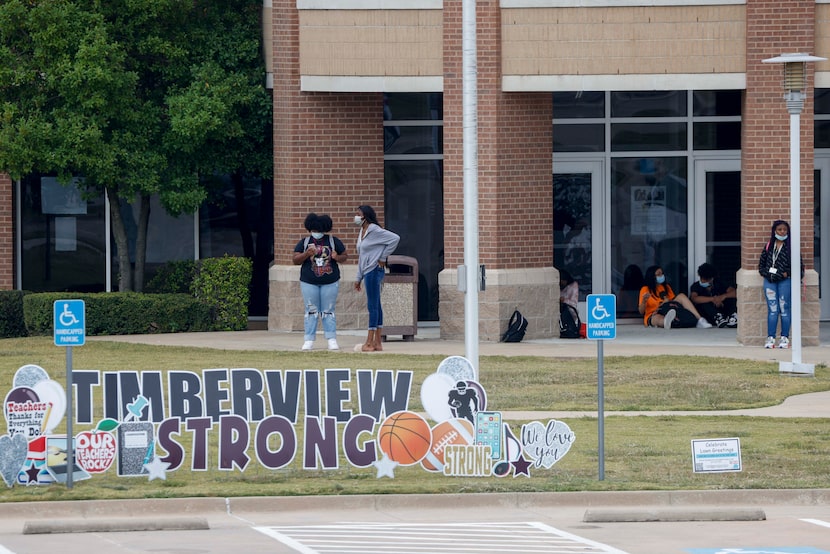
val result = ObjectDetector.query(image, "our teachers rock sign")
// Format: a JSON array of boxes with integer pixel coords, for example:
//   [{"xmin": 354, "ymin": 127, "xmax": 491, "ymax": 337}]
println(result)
[{"xmin": 0, "ymin": 359, "xmax": 575, "ymax": 486}]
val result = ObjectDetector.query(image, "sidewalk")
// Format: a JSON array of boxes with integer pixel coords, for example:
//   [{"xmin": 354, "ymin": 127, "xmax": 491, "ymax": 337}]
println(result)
[{"xmin": 89, "ymin": 321, "xmax": 830, "ymax": 419}]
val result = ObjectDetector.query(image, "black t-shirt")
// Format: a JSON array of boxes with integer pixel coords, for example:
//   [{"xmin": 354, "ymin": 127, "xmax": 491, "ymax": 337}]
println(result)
[{"xmin": 294, "ymin": 235, "xmax": 346, "ymax": 285}]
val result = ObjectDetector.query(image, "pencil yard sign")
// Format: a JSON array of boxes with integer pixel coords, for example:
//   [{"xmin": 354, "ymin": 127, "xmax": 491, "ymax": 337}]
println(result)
[{"xmin": 0, "ymin": 357, "xmax": 574, "ymax": 486}]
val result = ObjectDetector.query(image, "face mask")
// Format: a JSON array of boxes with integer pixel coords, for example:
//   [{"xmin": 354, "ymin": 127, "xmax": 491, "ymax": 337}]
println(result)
[
  {"xmin": 311, "ymin": 232, "xmax": 324, "ymax": 240},
  {"xmin": 699, "ymin": 281, "xmax": 711, "ymax": 288},
  {"xmin": 656, "ymin": 275, "xmax": 666, "ymax": 284},
  {"xmin": 354, "ymin": 215, "xmax": 364, "ymax": 226},
  {"xmin": 775, "ymin": 234, "xmax": 788, "ymax": 241}
]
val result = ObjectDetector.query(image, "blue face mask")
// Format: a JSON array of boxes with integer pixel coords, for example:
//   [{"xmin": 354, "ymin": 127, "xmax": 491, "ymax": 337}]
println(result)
[
  {"xmin": 311, "ymin": 232, "xmax": 324, "ymax": 240},
  {"xmin": 656, "ymin": 275, "xmax": 666, "ymax": 284},
  {"xmin": 699, "ymin": 281, "xmax": 711, "ymax": 288},
  {"xmin": 775, "ymin": 234, "xmax": 788, "ymax": 241}
]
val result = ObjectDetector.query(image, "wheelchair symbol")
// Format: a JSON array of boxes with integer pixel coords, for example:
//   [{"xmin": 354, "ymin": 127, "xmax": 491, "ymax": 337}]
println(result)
[
  {"xmin": 591, "ymin": 297, "xmax": 611, "ymax": 320},
  {"xmin": 59, "ymin": 303, "xmax": 80, "ymax": 326}
]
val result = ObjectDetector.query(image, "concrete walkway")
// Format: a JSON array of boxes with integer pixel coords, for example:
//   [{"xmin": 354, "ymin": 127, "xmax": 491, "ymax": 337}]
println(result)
[{"xmin": 89, "ymin": 321, "xmax": 830, "ymax": 418}]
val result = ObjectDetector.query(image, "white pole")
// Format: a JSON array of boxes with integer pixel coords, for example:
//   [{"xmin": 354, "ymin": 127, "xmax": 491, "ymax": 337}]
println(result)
[
  {"xmin": 462, "ymin": 0, "xmax": 479, "ymax": 371},
  {"xmin": 789, "ymin": 111, "xmax": 804, "ymax": 367}
]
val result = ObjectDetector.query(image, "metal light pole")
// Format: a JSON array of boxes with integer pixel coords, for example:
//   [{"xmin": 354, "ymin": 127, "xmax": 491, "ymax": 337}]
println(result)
[
  {"xmin": 762, "ymin": 53, "xmax": 826, "ymax": 375},
  {"xmin": 462, "ymin": 0, "xmax": 480, "ymax": 372}
]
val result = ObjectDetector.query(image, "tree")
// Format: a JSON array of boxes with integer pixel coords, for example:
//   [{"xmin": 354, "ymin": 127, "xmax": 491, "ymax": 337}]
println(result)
[{"xmin": 0, "ymin": 0, "xmax": 272, "ymax": 291}]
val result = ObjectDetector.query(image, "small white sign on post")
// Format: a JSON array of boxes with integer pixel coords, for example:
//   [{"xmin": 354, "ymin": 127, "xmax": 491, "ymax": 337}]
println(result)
[{"xmin": 691, "ymin": 437, "xmax": 742, "ymax": 473}]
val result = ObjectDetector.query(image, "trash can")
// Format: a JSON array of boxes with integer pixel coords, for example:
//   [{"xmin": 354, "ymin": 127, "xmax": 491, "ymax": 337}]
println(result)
[{"xmin": 380, "ymin": 255, "xmax": 418, "ymax": 342}]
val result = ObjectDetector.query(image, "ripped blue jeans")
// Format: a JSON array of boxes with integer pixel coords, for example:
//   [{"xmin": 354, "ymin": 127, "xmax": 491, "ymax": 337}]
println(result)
[
  {"xmin": 763, "ymin": 277, "xmax": 791, "ymax": 338},
  {"xmin": 300, "ymin": 281, "xmax": 340, "ymax": 341}
]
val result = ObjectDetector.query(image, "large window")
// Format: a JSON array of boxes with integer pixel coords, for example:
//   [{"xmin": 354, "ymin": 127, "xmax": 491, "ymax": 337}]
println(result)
[
  {"xmin": 383, "ymin": 93, "xmax": 444, "ymax": 321},
  {"xmin": 19, "ymin": 175, "xmax": 107, "ymax": 292}
]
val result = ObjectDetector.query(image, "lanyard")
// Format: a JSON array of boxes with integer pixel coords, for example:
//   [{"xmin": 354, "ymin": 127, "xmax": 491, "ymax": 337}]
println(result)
[{"xmin": 771, "ymin": 242, "xmax": 783, "ymax": 267}]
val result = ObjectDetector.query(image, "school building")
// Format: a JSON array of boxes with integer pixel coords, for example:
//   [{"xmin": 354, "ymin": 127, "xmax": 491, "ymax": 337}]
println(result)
[{"xmin": 3, "ymin": 0, "xmax": 829, "ymax": 346}]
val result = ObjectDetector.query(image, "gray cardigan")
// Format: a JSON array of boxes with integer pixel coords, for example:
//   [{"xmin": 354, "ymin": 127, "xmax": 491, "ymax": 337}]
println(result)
[{"xmin": 356, "ymin": 223, "xmax": 400, "ymax": 281}]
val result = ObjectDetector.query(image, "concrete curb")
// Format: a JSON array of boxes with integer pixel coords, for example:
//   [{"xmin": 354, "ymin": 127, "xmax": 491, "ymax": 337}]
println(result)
[
  {"xmin": 3, "ymin": 489, "xmax": 830, "ymax": 522},
  {"xmin": 583, "ymin": 508, "xmax": 766, "ymax": 522},
  {"xmin": 23, "ymin": 516, "xmax": 209, "ymax": 535}
]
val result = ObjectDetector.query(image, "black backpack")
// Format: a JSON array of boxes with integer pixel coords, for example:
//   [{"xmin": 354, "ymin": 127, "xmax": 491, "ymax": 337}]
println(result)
[
  {"xmin": 559, "ymin": 303, "xmax": 580, "ymax": 339},
  {"xmin": 501, "ymin": 310, "xmax": 528, "ymax": 343}
]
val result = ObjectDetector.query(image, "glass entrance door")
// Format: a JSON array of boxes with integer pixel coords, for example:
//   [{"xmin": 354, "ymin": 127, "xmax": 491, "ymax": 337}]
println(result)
[
  {"xmin": 610, "ymin": 157, "xmax": 689, "ymax": 315},
  {"xmin": 694, "ymin": 159, "xmax": 741, "ymax": 290},
  {"xmin": 553, "ymin": 161, "xmax": 604, "ymax": 313}
]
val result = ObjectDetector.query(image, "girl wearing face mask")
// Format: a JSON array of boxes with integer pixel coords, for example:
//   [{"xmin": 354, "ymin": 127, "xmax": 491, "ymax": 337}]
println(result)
[
  {"xmin": 293, "ymin": 213, "xmax": 348, "ymax": 351},
  {"xmin": 639, "ymin": 265, "xmax": 712, "ymax": 329},
  {"xmin": 353, "ymin": 205, "xmax": 400, "ymax": 352},
  {"xmin": 758, "ymin": 219, "xmax": 800, "ymax": 349}
]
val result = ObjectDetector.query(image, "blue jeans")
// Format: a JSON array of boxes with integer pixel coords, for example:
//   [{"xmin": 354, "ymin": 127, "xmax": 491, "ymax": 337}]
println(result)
[
  {"xmin": 363, "ymin": 266, "xmax": 385, "ymax": 330},
  {"xmin": 764, "ymin": 277, "xmax": 791, "ymax": 338},
  {"xmin": 300, "ymin": 281, "xmax": 339, "ymax": 340}
]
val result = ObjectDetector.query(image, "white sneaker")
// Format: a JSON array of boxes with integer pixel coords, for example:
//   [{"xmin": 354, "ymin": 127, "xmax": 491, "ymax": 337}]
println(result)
[
  {"xmin": 764, "ymin": 336, "xmax": 775, "ymax": 349},
  {"xmin": 663, "ymin": 309, "xmax": 676, "ymax": 329},
  {"xmin": 726, "ymin": 313, "xmax": 738, "ymax": 328},
  {"xmin": 327, "ymin": 338, "xmax": 340, "ymax": 351},
  {"xmin": 301, "ymin": 340, "xmax": 314, "ymax": 351},
  {"xmin": 778, "ymin": 336, "xmax": 790, "ymax": 349},
  {"xmin": 696, "ymin": 317, "xmax": 713, "ymax": 329}
]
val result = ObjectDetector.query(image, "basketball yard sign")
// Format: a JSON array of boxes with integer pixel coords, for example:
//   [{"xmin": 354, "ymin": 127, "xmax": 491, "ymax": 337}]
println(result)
[{"xmin": 0, "ymin": 356, "xmax": 575, "ymax": 485}]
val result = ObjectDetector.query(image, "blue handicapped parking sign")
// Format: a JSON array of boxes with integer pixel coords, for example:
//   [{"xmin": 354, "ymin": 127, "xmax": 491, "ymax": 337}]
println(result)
[
  {"xmin": 53, "ymin": 299, "xmax": 86, "ymax": 346},
  {"xmin": 586, "ymin": 294, "xmax": 616, "ymax": 340}
]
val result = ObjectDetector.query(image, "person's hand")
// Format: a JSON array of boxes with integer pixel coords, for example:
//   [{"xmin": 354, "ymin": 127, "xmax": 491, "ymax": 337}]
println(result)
[
  {"xmin": 354, "ymin": 281, "xmax": 362, "ymax": 292},
  {"xmin": 306, "ymin": 244, "xmax": 317, "ymax": 257}
]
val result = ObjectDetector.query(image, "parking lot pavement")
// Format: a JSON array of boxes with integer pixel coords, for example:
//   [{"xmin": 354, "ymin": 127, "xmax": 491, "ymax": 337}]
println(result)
[{"xmin": 2, "ymin": 492, "xmax": 830, "ymax": 554}]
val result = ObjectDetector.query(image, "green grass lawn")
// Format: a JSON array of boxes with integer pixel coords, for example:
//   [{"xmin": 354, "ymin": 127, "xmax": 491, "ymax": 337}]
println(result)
[{"xmin": 1, "ymin": 337, "xmax": 829, "ymax": 502}]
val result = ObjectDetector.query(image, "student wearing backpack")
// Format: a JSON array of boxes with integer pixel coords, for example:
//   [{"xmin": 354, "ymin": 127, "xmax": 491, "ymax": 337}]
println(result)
[{"xmin": 293, "ymin": 213, "xmax": 348, "ymax": 351}]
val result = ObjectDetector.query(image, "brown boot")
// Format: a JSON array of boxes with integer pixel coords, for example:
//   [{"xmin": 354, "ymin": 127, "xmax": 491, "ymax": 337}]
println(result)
[
  {"xmin": 373, "ymin": 327, "xmax": 383, "ymax": 351},
  {"xmin": 361, "ymin": 330, "xmax": 376, "ymax": 352}
]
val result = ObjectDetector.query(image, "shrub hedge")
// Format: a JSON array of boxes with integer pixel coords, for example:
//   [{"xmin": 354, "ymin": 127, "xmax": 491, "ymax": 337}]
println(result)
[
  {"xmin": 0, "ymin": 290, "xmax": 27, "ymax": 338},
  {"xmin": 24, "ymin": 293, "xmax": 216, "ymax": 336},
  {"xmin": 12, "ymin": 256, "xmax": 252, "ymax": 337}
]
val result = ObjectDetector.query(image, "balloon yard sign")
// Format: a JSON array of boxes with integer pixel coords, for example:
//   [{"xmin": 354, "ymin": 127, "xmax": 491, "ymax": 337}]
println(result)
[{"xmin": 0, "ymin": 356, "xmax": 574, "ymax": 485}]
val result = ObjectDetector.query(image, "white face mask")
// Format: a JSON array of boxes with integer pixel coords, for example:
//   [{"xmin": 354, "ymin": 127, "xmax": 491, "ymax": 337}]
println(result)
[
  {"xmin": 311, "ymin": 232, "xmax": 324, "ymax": 240},
  {"xmin": 354, "ymin": 215, "xmax": 364, "ymax": 226}
]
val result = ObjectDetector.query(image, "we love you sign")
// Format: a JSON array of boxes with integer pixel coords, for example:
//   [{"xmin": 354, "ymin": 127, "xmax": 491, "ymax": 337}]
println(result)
[{"xmin": 1, "ymin": 357, "xmax": 575, "ymax": 486}]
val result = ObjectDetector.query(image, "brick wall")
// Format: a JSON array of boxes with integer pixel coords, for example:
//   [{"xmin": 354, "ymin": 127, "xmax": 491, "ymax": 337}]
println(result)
[
  {"xmin": 270, "ymin": 0, "xmax": 385, "ymax": 332},
  {"xmin": 739, "ymin": 0, "xmax": 818, "ymax": 345},
  {"xmin": 443, "ymin": 0, "xmax": 552, "ymax": 269},
  {"xmin": 441, "ymin": 0, "xmax": 555, "ymax": 339},
  {"xmin": 272, "ymin": 0, "xmax": 384, "ymax": 264},
  {"xmin": 0, "ymin": 173, "xmax": 12, "ymax": 290}
]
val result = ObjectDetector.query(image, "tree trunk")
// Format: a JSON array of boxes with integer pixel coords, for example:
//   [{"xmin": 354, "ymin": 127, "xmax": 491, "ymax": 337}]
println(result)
[
  {"xmin": 107, "ymin": 186, "xmax": 133, "ymax": 291},
  {"xmin": 134, "ymin": 194, "xmax": 151, "ymax": 292}
]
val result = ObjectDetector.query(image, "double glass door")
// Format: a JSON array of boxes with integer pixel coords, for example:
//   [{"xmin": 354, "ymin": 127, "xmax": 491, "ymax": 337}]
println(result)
[{"xmin": 554, "ymin": 158, "xmax": 742, "ymax": 319}]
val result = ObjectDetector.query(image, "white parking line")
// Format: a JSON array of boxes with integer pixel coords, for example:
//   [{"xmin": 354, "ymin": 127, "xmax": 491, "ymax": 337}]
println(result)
[
  {"xmin": 254, "ymin": 521, "xmax": 629, "ymax": 553},
  {"xmin": 800, "ymin": 518, "xmax": 830, "ymax": 529}
]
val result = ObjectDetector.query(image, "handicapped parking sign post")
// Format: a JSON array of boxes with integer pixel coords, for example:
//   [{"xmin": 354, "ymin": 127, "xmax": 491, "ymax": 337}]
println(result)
[
  {"xmin": 53, "ymin": 299, "xmax": 85, "ymax": 489},
  {"xmin": 586, "ymin": 294, "xmax": 616, "ymax": 482}
]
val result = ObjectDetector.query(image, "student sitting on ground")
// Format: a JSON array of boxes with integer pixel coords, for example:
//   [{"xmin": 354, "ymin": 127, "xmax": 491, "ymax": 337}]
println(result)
[
  {"xmin": 689, "ymin": 262, "xmax": 737, "ymax": 328},
  {"xmin": 638, "ymin": 265, "xmax": 713, "ymax": 329}
]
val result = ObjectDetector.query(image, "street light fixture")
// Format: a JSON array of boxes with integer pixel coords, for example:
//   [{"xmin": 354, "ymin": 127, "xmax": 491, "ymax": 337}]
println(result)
[{"xmin": 762, "ymin": 53, "xmax": 826, "ymax": 375}]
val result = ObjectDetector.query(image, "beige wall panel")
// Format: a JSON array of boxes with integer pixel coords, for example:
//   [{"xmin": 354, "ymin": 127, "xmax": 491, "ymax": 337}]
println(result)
[
  {"xmin": 503, "ymin": 5, "xmax": 745, "ymax": 77},
  {"xmin": 299, "ymin": 10, "xmax": 442, "ymax": 76},
  {"xmin": 816, "ymin": 4, "xmax": 830, "ymax": 72}
]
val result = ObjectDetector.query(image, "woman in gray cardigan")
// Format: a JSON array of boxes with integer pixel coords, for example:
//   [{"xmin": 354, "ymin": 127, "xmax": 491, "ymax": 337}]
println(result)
[{"xmin": 353, "ymin": 205, "xmax": 400, "ymax": 351}]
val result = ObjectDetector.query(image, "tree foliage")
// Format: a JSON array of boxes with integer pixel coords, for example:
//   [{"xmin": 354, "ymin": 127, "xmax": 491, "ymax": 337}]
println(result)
[{"xmin": 0, "ymin": 0, "xmax": 272, "ymax": 291}]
